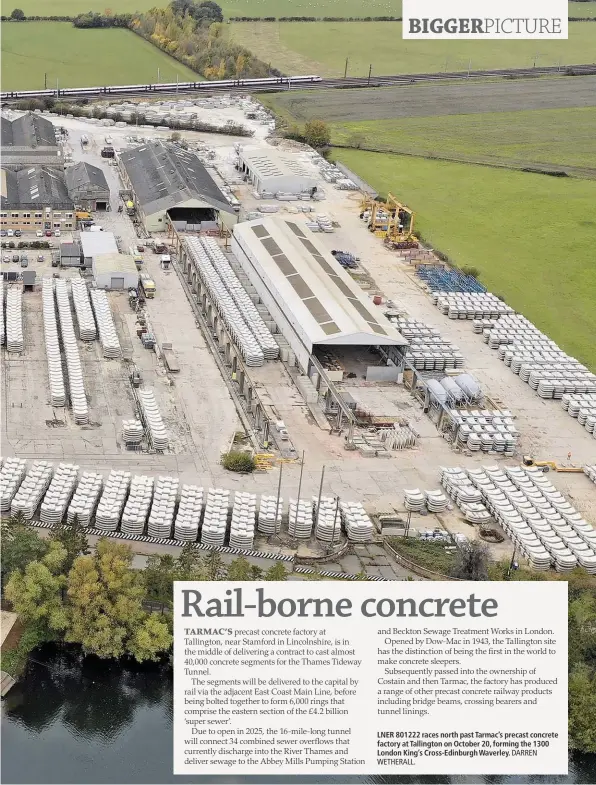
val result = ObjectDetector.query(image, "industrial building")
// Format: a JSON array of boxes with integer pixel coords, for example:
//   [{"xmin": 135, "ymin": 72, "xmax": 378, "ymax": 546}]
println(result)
[
  {"xmin": 65, "ymin": 162, "xmax": 110, "ymax": 211},
  {"xmin": 231, "ymin": 218, "xmax": 408, "ymax": 373},
  {"xmin": 1, "ymin": 113, "xmax": 61, "ymax": 170},
  {"xmin": 60, "ymin": 242, "xmax": 82, "ymax": 268},
  {"xmin": 118, "ymin": 140, "xmax": 236, "ymax": 232},
  {"xmin": 1, "ymin": 167, "xmax": 74, "ymax": 232},
  {"xmin": 92, "ymin": 252, "xmax": 138, "ymax": 290},
  {"xmin": 237, "ymin": 147, "xmax": 318, "ymax": 196}
]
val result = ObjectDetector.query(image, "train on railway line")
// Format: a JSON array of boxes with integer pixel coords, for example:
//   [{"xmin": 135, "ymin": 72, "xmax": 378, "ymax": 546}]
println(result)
[{"xmin": 1, "ymin": 75, "xmax": 323, "ymax": 101}]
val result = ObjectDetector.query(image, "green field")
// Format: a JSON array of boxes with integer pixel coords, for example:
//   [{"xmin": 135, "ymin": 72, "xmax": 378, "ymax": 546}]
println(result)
[
  {"xmin": 232, "ymin": 21, "xmax": 596, "ymax": 77},
  {"xmin": 333, "ymin": 150, "xmax": 596, "ymax": 368},
  {"xmin": 8, "ymin": 0, "xmax": 596, "ymax": 18},
  {"xmin": 1, "ymin": 22, "xmax": 197, "ymax": 89},
  {"xmin": 330, "ymin": 107, "xmax": 596, "ymax": 172}
]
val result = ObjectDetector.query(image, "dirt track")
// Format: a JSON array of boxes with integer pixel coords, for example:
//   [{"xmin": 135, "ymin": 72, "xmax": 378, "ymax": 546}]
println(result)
[{"xmin": 274, "ymin": 75, "xmax": 596, "ymax": 121}]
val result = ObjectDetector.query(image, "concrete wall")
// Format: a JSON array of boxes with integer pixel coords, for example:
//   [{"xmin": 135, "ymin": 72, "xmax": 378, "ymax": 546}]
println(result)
[{"xmin": 95, "ymin": 270, "xmax": 138, "ymax": 290}]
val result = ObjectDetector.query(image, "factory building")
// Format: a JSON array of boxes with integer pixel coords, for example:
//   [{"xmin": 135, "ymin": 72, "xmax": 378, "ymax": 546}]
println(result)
[
  {"xmin": 237, "ymin": 147, "xmax": 318, "ymax": 197},
  {"xmin": 80, "ymin": 230, "xmax": 138, "ymax": 289},
  {"xmin": 1, "ymin": 113, "xmax": 61, "ymax": 170},
  {"xmin": 232, "ymin": 218, "xmax": 408, "ymax": 373},
  {"xmin": 118, "ymin": 140, "xmax": 236, "ymax": 232},
  {"xmin": 60, "ymin": 241, "xmax": 82, "ymax": 268},
  {"xmin": 1, "ymin": 167, "xmax": 74, "ymax": 232},
  {"xmin": 65, "ymin": 162, "xmax": 110, "ymax": 211}
]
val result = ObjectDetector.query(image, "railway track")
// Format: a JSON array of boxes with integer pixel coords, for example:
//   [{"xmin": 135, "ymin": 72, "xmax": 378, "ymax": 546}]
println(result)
[{"xmin": 2, "ymin": 63, "xmax": 595, "ymax": 102}]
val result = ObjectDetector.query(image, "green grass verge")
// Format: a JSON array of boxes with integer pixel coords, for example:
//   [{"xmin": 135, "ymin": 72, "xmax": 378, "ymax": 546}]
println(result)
[
  {"xmin": 1, "ymin": 22, "xmax": 197, "ymax": 90},
  {"xmin": 387, "ymin": 538, "xmax": 457, "ymax": 575},
  {"xmin": 232, "ymin": 21, "xmax": 596, "ymax": 77},
  {"xmin": 332, "ymin": 150, "xmax": 596, "ymax": 369},
  {"xmin": 329, "ymin": 107, "xmax": 596, "ymax": 172}
]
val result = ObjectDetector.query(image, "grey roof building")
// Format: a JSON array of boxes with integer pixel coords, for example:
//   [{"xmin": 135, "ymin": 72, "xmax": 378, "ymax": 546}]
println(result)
[
  {"xmin": 1, "ymin": 113, "xmax": 61, "ymax": 170},
  {"xmin": 118, "ymin": 140, "xmax": 236, "ymax": 232},
  {"xmin": 65, "ymin": 162, "xmax": 110, "ymax": 210},
  {"xmin": 1, "ymin": 166, "xmax": 72, "ymax": 210}
]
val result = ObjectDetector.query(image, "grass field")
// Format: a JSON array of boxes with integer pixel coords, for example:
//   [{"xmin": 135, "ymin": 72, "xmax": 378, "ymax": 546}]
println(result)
[
  {"xmin": 259, "ymin": 82, "xmax": 596, "ymax": 173},
  {"xmin": 329, "ymin": 108, "xmax": 596, "ymax": 172},
  {"xmin": 9, "ymin": 0, "xmax": 596, "ymax": 18},
  {"xmin": 1, "ymin": 22, "xmax": 197, "ymax": 90},
  {"xmin": 333, "ymin": 150, "xmax": 596, "ymax": 368},
  {"xmin": 232, "ymin": 21, "xmax": 596, "ymax": 77}
]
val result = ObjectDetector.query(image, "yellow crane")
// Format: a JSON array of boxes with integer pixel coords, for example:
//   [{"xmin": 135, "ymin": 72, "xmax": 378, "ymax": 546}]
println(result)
[{"xmin": 359, "ymin": 193, "xmax": 418, "ymax": 247}]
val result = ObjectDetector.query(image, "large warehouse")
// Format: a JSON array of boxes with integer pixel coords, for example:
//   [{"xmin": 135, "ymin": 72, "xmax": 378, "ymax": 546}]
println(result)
[
  {"xmin": 1, "ymin": 113, "xmax": 61, "ymax": 170},
  {"xmin": 119, "ymin": 141, "xmax": 236, "ymax": 232},
  {"xmin": 237, "ymin": 147, "xmax": 318, "ymax": 196},
  {"xmin": 231, "ymin": 218, "xmax": 408, "ymax": 373},
  {"xmin": 65, "ymin": 161, "xmax": 110, "ymax": 211}
]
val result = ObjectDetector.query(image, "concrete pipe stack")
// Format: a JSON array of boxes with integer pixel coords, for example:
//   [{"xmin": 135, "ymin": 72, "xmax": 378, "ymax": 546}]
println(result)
[
  {"xmin": 40, "ymin": 463, "xmax": 79, "ymax": 524},
  {"xmin": 55, "ymin": 280, "xmax": 89, "ymax": 425},
  {"xmin": 147, "ymin": 477, "xmax": 179, "ymax": 539},
  {"xmin": 0, "ymin": 457, "xmax": 27, "ymax": 513},
  {"xmin": 313, "ymin": 496, "xmax": 342, "ymax": 543},
  {"xmin": 424, "ymin": 490, "xmax": 449, "ymax": 513},
  {"xmin": 200, "ymin": 238, "xmax": 279, "ymax": 360},
  {"xmin": 70, "ymin": 280, "xmax": 97, "ymax": 341},
  {"xmin": 584, "ymin": 465, "xmax": 596, "ymax": 486},
  {"xmin": 90, "ymin": 289, "xmax": 122, "ymax": 359},
  {"xmin": 67, "ymin": 471, "xmax": 103, "ymax": 526},
  {"xmin": 340, "ymin": 501, "xmax": 374, "ymax": 542},
  {"xmin": 404, "ymin": 489, "xmax": 426, "ymax": 512},
  {"xmin": 42, "ymin": 279, "xmax": 66, "ymax": 407},
  {"xmin": 391, "ymin": 317, "xmax": 464, "ymax": 371},
  {"xmin": 449, "ymin": 408, "xmax": 519, "ymax": 454},
  {"xmin": 562, "ymin": 393, "xmax": 596, "ymax": 437},
  {"xmin": 439, "ymin": 468, "xmax": 491, "ymax": 524},
  {"xmin": 184, "ymin": 238, "xmax": 264, "ymax": 367},
  {"xmin": 5, "ymin": 288, "xmax": 24, "ymax": 353},
  {"xmin": 288, "ymin": 498, "xmax": 314, "ymax": 538},
  {"xmin": 121, "ymin": 475, "xmax": 154, "ymax": 536},
  {"xmin": 433, "ymin": 292, "xmax": 513, "ymax": 319},
  {"xmin": 122, "ymin": 419, "xmax": 144, "ymax": 446},
  {"xmin": 201, "ymin": 488, "xmax": 229, "ymax": 546},
  {"xmin": 258, "ymin": 495, "xmax": 283, "ymax": 535},
  {"xmin": 11, "ymin": 460, "xmax": 53, "ymax": 519},
  {"xmin": 138, "ymin": 389, "xmax": 169, "ymax": 451},
  {"xmin": 174, "ymin": 485, "xmax": 204, "ymax": 541},
  {"xmin": 95, "ymin": 470, "xmax": 131, "ymax": 531},
  {"xmin": 229, "ymin": 491, "xmax": 257, "ymax": 549}
]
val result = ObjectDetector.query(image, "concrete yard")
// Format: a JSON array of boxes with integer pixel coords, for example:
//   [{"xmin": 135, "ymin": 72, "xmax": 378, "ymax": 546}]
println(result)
[{"xmin": 2, "ymin": 102, "xmax": 595, "ymax": 574}]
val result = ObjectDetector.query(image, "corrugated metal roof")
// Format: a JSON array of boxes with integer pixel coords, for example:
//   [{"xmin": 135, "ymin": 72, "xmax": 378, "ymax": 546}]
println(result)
[
  {"xmin": 80, "ymin": 231, "xmax": 118, "ymax": 257},
  {"xmin": 92, "ymin": 252, "xmax": 138, "ymax": 277},
  {"xmin": 65, "ymin": 161, "xmax": 109, "ymax": 194},
  {"xmin": 239, "ymin": 147, "xmax": 314, "ymax": 180},
  {"xmin": 233, "ymin": 218, "xmax": 408, "ymax": 348},
  {"xmin": 1, "ymin": 113, "xmax": 57, "ymax": 149},
  {"xmin": 119, "ymin": 140, "xmax": 234, "ymax": 217},
  {"xmin": 0, "ymin": 166, "xmax": 71, "ymax": 209}
]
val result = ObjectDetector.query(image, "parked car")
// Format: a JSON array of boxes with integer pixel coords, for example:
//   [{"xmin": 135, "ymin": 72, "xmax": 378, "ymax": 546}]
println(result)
[
  {"xmin": 36, "ymin": 230, "xmax": 44, "ymax": 237},
  {"xmin": 7, "ymin": 230, "xmax": 14, "ymax": 237},
  {"xmin": 20, "ymin": 257, "xmax": 28, "ymax": 268},
  {"xmin": 14, "ymin": 230, "xmax": 21, "ymax": 237},
  {"xmin": 3, "ymin": 255, "xmax": 10, "ymax": 263},
  {"xmin": 0, "ymin": 230, "xmax": 7, "ymax": 237},
  {"xmin": 20, "ymin": 254, "xmax": 28, "ymax": 263},
  {"xmin": 45, "ymin": 230, "xmax": 52, "ymax": 237},
  {"xmin": 54, "ymin": 230, "xmax": 61, "ymax": 237},
  {"xmin": 37, "ymin": 254, "xmax": 45, "ymax": 262},
  {"xmin": 12, "ymin": 254, "xmax": 20, "ymax": 263}
]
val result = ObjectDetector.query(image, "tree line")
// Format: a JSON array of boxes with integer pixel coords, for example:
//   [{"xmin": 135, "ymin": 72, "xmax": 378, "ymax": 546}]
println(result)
[{"xmin": 1, "ymin": 513, "xmax": 288, "ymax": 674}]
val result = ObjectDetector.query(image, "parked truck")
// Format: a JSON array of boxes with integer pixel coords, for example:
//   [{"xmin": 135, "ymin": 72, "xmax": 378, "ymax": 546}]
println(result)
[{"xmin": 139, "ymin": 272, "xmax": 156, "ymax": 299}]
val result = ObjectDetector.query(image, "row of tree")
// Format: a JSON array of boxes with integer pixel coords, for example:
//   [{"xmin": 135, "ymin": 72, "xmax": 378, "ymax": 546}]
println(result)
[{"xmin": 1, "ymin": 513, "xmax": 288, "ymax": 667}]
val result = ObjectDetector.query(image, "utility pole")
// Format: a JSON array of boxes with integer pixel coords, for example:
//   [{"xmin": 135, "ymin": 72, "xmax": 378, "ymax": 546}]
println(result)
[
  {"xmin": 157, "ymin": 67, "xmax": 160, "ymax": 83},
  {"xmin": 176, "ymin": 73, "xmax": 179, "ymax": 93},
  {"xmin": 44, "ymin": 72, "xmax": 47, "ymax": 89},
  {"xmin": 293, "ymin": 451, "xmax": 305, "ymax": 535},
  {"xmin": 344, "ymin": 57, "xmax": 349, "ymax": 79},
  {"xmin": 367, "ymin": 63, "xmax": 372, "ymax": 85},
  {"xmin": 314, "ymin": 465, "xmax": 326, "ymax": 536},
  {"xmin": 275, "ymin": 462, "xmax": 284, "ymax": 536},
  {"xmin": 56, "ymin": 77, "xmax": 59, "ymax": 97},
  {"xmin": 467, "ymin": 58, "xmax": 472, "ymax": 77}
]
